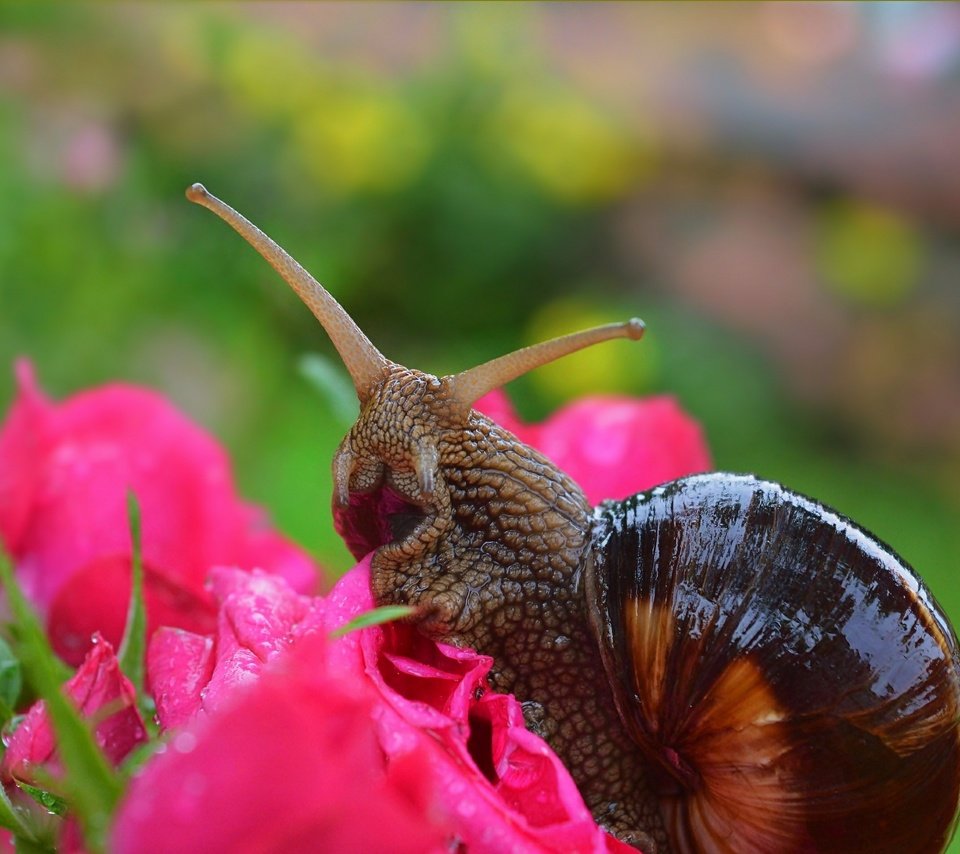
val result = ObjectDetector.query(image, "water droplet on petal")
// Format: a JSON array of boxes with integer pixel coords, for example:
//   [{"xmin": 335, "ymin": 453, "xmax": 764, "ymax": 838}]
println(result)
[{"xmin": 173, "ymin": 731, "xmax": 197, "ymax": 754}]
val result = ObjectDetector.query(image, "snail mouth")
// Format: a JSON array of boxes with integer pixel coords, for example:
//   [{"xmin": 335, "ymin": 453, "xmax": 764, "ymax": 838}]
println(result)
[{"xmin": 333, "ymin": 484, "xmax": 428, "ymax": 560}]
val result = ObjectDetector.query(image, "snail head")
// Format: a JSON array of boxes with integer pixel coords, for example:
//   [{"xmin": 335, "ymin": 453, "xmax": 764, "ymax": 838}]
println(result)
[{"xmin": 186, "ymin": 183, "xmax": 644, "ymax": 556}]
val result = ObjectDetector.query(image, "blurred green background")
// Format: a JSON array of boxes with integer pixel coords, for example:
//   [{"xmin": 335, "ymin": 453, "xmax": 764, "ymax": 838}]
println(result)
[{"xmin": 1, "ymin": 0, "xmax": 959, "ymax": 638}]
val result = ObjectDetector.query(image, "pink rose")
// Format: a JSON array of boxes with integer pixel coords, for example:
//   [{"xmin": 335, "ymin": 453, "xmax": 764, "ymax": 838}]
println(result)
[
  {"xmin": 325, "ymin": 561, "xmax": 632, "ymax": 854},
  {"xmin": 114, "ymin": 632, "xmax": 449, "ymax": 854},
  {"xmin": 0, "ymin": 361, "xmax": 317, "ymax": 664},
  {"xmin": 474, "ymin": 389, "xmax": 711, "ymax": 504},
  {"xmin": 1, "ymin": 634, "xmax": 147, "ymax": 783},
  {"xmin": 138, "ymin": 563, "xmax": 627, "ymax": 852}
]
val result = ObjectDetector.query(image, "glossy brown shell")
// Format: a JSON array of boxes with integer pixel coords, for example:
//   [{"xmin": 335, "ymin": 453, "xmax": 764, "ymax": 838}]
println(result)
[{"xmin": 587, "ymin": 473, "xmax": 960, "ymax": 854}]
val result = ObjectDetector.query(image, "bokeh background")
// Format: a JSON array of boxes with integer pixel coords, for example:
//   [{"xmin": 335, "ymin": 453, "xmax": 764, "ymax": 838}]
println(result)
[{"xmin": 1, "ymin": 1, "xmax": 959, "ymax": 638}]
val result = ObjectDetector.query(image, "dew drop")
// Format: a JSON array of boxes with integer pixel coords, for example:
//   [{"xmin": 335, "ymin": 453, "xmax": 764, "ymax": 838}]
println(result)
[{"xmin": 173, "ymin": 731, "xmax": 197, "ymax": 754}]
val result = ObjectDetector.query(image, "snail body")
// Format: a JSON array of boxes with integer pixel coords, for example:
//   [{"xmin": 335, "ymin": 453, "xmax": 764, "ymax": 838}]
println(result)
[{"xmin": 187, "ymin": 184, "xmax": 960, "ymax": 853}]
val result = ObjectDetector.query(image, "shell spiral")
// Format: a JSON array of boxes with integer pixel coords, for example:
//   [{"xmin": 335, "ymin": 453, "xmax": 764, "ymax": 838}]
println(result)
[{"xmin": 587, "ymin": 473, "xmax": 960, "ymax": 854}]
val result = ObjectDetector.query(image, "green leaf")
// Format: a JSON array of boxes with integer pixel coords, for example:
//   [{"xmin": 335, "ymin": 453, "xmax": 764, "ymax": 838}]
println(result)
[
  {"xmin": 330, "ymin": 605, "xmax": 415, "ymax": 638},
  {"xmin": 118, "ymin": 492, "xmax": 146, "ymax": 705},
  {"xmin": 14, "ymin": 837, "xmax": 56, "ymax": 854},
  {"xmin": 298, "ymin": 352, "xmax": 358, "ymax": 426},
  {"xmin": 0, "ymin": 781, "xmax": 31, "ymax": 837},
  {"xmin": 14, "ymin": 783, "xmax": 67, "ymax": 818},
  {"xmin": 0, "ymin": 547, "xmax": 123, "ymax": 852},
  {"xmin": 0, "ymin": 697, "xmax": 14, "ymax": 731},
  {"xmin": 0, "ymin": 635, "xmax": 23, "ymax": 714}
]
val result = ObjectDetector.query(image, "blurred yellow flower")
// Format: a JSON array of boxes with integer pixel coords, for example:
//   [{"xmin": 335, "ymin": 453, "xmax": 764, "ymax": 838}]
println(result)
[
  {"xmin": 493, "ymin": 89, "xmax": 651, "ymax": 203},
  {"xmin": 217, "ymin": 28, "xmax": 431, "ymax": 194},
  {"xmin": 816, "ymin": 201, "xmax": 922, "ymax": 306},
  {"xmin": 293, "ymin": 93, "xmax": 431, "ymax": 193},
  {"xmin": 525, "ymin": 296, "xmax": 659, "ymax": 404},
  {"xmin": 222, "ymin": 31, "xmax": 318, "ymax": 119}
]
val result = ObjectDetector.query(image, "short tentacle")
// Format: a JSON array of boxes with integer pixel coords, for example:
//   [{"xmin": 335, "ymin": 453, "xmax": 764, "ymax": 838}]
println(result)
[
  {"xmin": 413, "ymin": 440, "xmax": 439, "ymax": 500},
  {"xmin": 332, "ymin": 441, "xmax": 354, "ymax": 510}
]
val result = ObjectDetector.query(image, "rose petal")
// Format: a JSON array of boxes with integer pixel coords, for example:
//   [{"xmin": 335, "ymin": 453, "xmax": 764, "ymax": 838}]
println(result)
[
  {"xmin": 148, "ymin": 569, "xmax": 324, "ymax": 727},
  {"xmin": 48, "ymin": 554, "xmax": 218, "ymax": 666},
  {"xmin": 0, "ymin": 364, "xmax": 319, "ymax": 665},
  {"xmin": 2, "ymin": 635, "xmax": 147, "ymax": 782},
  {"xmin": 148, "ymin": 628, "xmax": 214, "ymax": 730},
  {"xmin": 328, "ymin": 559, "xmax": 617, "ymax": 853},
  {"xmin": 476, "ymin": 390, "xmax": 711, "ymax": 504},
  {"xmin": 113, "ymin": 635, "xmax": 449, "ymax": 854},
  {"xmin": 0, "ymin": 360, "xmax": 53, "ymax": 554}
]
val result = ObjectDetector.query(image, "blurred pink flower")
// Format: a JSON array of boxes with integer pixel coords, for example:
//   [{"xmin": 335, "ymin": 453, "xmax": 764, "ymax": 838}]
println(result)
[
  {"xmin": 1, "ymin": 634, "xmax": 147, "ymax": 783},
  {"xmin": 474, "ymin": 389, "xmax": 711, "ymax": 504},
  {"xmin": 61, "ymin": 120, "xmax": 122, "ymax": 194},
  {"xmin": 0, "ymin": 361, "xmax": 317, "ymax": 665}
]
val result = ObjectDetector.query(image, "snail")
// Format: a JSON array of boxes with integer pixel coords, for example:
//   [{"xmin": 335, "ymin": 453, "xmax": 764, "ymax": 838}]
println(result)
[{"xmin": 186, "ymin": 183, "xmax": 960, "ymax": 853}]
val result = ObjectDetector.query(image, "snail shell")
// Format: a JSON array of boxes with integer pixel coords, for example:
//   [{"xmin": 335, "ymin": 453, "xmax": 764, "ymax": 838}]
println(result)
[{"xmin": 588, "ymin": 473, "xmax": 960, "ymax": 853}]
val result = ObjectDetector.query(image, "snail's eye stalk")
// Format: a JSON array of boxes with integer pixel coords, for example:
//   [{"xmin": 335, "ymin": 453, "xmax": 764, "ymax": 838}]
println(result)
[
  {"xmin": 186, "ymin": 183, "xmax": 644, "ymax": 416},
  {"xmin": 446, "ymin": 319, "xmax": 644, "ymax": 417},
  {"xmin": 186, "ymin": 183, "xmax": 390, "ymax": 402}
]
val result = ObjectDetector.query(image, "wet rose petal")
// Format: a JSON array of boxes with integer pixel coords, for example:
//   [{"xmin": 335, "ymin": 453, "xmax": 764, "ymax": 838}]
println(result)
[
  {"xmin": 145, "ymin": 560, "xmax": 624, "ymax": 852},
  {"xmin": 1, "ymin": 635, "xmax": 147, "ymax": 782},
  {"xmin": 326, "ymin": 558, "xmax": 620, "ymax": 853},
  {"xmin": 114, "ymin": 634, "xmax": 448, "ymax": 854},
  {"xmin": 147, "ymin": 628, "xmax": 214, "ymax": 731},
  {"xmin": 147, "ymin": 568, "xmax": 324, "ymax": 725}
]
